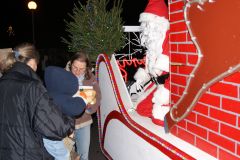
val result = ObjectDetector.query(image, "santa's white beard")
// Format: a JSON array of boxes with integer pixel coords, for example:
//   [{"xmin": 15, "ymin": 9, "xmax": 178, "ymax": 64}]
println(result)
[
  {"xmin": 138, "ymin": 13, "xmax": 170, "ymax": 122},
  {"xmin": 140, "ymin": 14, "xmax": 169, "ymax": 76}
]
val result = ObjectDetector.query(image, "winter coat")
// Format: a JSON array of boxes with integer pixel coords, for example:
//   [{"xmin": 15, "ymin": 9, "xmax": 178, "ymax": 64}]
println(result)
[
  {"xmin": 75, "ymin": 72, "xmax": 101, "ymax": 129},
  {"xmin": 0, "ymin": 62, "xmax": 74, "ymax": 160},
  {"xmin": 44, "ymin": 66, "xmax": 87, "ymax": 117}
]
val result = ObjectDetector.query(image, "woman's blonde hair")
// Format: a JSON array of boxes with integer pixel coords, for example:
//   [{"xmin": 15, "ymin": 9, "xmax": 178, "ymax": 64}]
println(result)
[
  {"xmin": 0, "ymin": 48, "xmax": 16, "ymax": 73},
  {"xmin": 0, "ymin": 43, "xmax": 39, "ymax": 73},
  {"xmin": 14, "ymin": 43, "xmax": 39, "ymax": 64}
]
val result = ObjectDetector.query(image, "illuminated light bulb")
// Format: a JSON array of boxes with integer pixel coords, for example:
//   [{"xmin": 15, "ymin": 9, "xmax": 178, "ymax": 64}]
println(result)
[
  {"xmin": 191, "ymin": 37, "xmax": 196, "ymax": 40},
  {"xmin": 202, "ymin": 83, "xmax": 206, "ymax": 89}
]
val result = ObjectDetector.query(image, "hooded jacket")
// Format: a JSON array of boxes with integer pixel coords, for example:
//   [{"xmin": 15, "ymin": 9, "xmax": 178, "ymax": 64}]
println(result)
[
  {"xmin": 44, "ymin": 66, "xmax": 86, "ymax": 117},
  {"xmin": 0, "ymin": 62, "xmax": 74, "ymax": 160}
]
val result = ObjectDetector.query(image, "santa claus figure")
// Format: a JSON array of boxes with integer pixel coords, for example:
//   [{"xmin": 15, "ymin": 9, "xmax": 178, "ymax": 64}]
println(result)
[{"xmin": 129, "ymin": 0, "xmax": 170, "ymax": 126}]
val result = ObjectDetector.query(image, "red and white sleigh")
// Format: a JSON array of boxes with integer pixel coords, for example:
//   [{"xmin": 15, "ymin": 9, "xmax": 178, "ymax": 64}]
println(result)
[{"xmin": 95, "ymin": 54, "xmax": 217, "ymax": 160}]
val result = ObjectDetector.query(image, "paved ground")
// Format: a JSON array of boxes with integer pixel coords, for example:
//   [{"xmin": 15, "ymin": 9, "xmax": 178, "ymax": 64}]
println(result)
[{"xmin": 89, "ymin": 114, "xmax": 107, "ymax": 160}]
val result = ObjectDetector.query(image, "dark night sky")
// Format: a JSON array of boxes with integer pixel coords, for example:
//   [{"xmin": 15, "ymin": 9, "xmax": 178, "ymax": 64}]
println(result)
[{"xmin": 0, "ymin": 0, "xmax": 148, "ymax": 49}]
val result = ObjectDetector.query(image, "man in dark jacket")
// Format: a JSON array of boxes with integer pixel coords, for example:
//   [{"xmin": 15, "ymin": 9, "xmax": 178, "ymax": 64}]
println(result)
[{"xmin": 0, "ymin": 62, "xmax": 74, "ymax": 160}]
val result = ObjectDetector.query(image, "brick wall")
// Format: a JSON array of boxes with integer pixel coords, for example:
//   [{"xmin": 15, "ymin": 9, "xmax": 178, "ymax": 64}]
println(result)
[{"xmin": 169, "ymin": 0, "xmax": 240, "ymax": 159}]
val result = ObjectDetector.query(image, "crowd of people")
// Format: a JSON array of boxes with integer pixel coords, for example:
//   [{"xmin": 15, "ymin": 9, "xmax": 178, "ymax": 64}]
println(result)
[{"xmin": 0, "ymin": 43, "xmax": 101, "ymax": 160}]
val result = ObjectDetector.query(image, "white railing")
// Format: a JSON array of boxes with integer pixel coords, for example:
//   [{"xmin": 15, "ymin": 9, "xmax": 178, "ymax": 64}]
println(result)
[{"xmin": 114, "ymin": 26, "xmax": 144, "ymax": 61}]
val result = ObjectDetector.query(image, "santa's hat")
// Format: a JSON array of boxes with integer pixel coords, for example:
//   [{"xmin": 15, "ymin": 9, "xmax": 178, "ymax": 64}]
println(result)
[{"xmin": 139, "ymin": 0, "xmax": 168, "ymax": 23}]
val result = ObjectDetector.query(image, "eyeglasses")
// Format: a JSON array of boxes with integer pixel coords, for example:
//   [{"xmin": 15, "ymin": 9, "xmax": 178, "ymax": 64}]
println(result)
[{"xmin": 71, "ymin": 65, "xmax": 86, "ymax": 72}]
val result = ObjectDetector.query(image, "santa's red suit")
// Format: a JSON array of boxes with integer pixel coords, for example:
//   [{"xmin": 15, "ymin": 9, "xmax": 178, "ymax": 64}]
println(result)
[{"xmin": 134, "ymin": 0, "xmax": 170, "ymax": 126}]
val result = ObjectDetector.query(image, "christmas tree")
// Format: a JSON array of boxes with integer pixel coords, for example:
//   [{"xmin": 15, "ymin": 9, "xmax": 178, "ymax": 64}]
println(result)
[{"xmin": 63, "ymin": 0, "xmax": 125, "ymax": 61}]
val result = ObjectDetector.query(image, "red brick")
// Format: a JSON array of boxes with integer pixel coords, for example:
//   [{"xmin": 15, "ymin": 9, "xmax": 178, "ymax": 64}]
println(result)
[
  {"xmin": 171, "ymin": 74, "xmax": 187, "ymax": 86},
  {"xmin": 187, "ymin": 122, "xmax": 207, "ymax": 139},
  {"xmin": 210, "ymin": 82, "xmax": 238, "ymax": 98},
  {"xmin": 170, "ymin": 11, "xmax": 184, "ymax": 22},
  {"xmin": 169, "ymin": 1, "xmax": 184, "ymax": 13},
  {"xmin": 178, "ymin": 44, "xmax": 197, "ymax": 53},
  {"xmin": 237, "ymin": 144, "xmax": 240, "ymax": 156},
  {"xmin": 219, "ymin": 149, "xmax": 240, "ymax": 160},
  {"xmin": 170, "ymin": 126, "xmax": 178, "ymax": 136},
  {"xmin": 170, "ymin": 32, "xmax": 186, "ymax": 42},
  {"xmin": 196, "ymin": 137, "xmax": 217, "ymax": 158},
  {"xmin": 171, "ymin": 53, "xmax": 187, "ymax": 64},
  {"xmin": 224, "ymin": 72, "xmax": 240, "ymax": 84},
  {"xmin": 170, "ymin": 65, "xmax": 178, "ymax": 73},
  {"xmin": 188, "ymin": 54, "xmax": 198, "ymax": 65},
  {"xmin": 171, "ymin": 94, "xmax": 180, "ymax": 104},
  {"xmin": 221, "ymin": 124, "xmax": 240, "ymax": 142},
  {"xmin": 209, "ymin": 132, "xmax": 235, "ymax": 152},
  {"xmin": 178, "ymin": 66, "xmax": 194, "ymax": 75},
  {"xmin": 186, "ymin": 112, "xmax": 196, "ymax": 123},
  {"xmin": 199, "ymin": 93, "xmax": 220, "ymax": 108},
  {"xmin": 177, "ymin": 127, "xmax": 195, "ymax": 145},
  {"xmin": 210, "ymin": 108, "xmax": 236, "ymax": 126},
  {"xmin": 187, "ymin": 32, "xmax": 193, "ymax": 42},
  {"xmin": 170, "ymin": 21, "xmax": 187, "ymax": 32},
  {"xmin": 171, "ymin": 84, "xmax": 179, "ymax": 95},
  {"xmin": 239, "ymin": 117, "xmax": 240, "ymax": 128},
  {"xmin": 222, "ymin": 98, "xmax": 240, "ymax": 114},
  {"xmin": 171, "ymin": 44, "xmax": 177, "ymax": 52},
  {"xmin": 178, "ymin": 119, "xmax": 186, "ymax": 129},
  {"xmin": 178, "ymin": 86, "xmax": 185, "ymax": 95},
  {"xmin": 197, "ymin": 114, "xmax": 219, "ymax": 132},
  {"xmin": 194, "ymin": 103, "xmax": 209, "ymax": 115}
]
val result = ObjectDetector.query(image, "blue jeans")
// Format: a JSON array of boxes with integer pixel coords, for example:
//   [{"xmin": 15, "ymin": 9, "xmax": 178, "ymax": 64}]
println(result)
[
  {"xmin": 75, "ymin": 125, "xmax": 91, "ymax": 160},
  {"xmin": 43, "ymin": 138, "xmax": 70, "ymax": 160}
]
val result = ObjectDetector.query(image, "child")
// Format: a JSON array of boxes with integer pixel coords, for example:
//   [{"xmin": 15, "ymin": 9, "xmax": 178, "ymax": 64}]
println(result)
[{"xmin": 44, "ymin": 66, "xmax": 95, "ymax": 160}]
